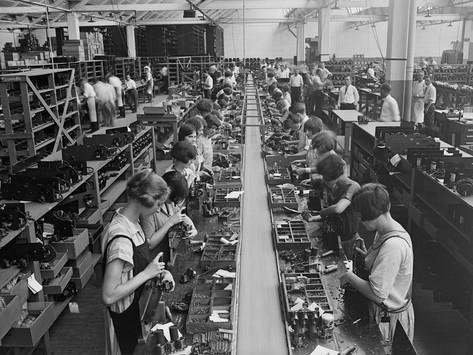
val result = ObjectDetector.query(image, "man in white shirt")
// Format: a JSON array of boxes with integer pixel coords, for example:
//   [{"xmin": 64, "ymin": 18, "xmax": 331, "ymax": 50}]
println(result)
[
  {"xmin": 143, "ymin": 66, "xmax": 154, "ymax": 103},
  {"xmin": 280, "ymin": 65, "xmax": 290, "ymax": 79},
  {"xmin": 79, "ymin": 78, "xmax": 98, "ymax": 131},
  {"xmin": 124, "ymin": 74, "xmax": 138, "ymax": 113},
  {"xmin": 424, "ymin": 75, "xmax": 436, "ymax": 127},
  {"xmin": 338, "ymin": 75, "xmax": 359, "ymax": 110},
  {"xmin": 202, "ymin": 71, "xmax": 213, "ymax": 99},
  {"xmin": 94, "ymin": 80, "xmax": 116, "ymax": 127},
  {"xmin": 318, "ymin": 62, "xmax": 332, "ymax": 82},
  {"xmin": 160, "ymin": 65, "xmax": 168, "ymax": 94},
  {"xmin": 367, "ymin": 63, "xmax": 376, "ymax": 81},
  {"xmin": 106, "ymin": 73, "xmax": 125, "ymax": 118},
  {"xmin": 290, "ymin": 68, "xmax": 304, "ymax": 104},
  {"xmin": 379, "ymin": 83, "xmax": 400, "ymax": 122},
  {"xmin": 411, "ymin": 70, "xmax": 426, "ymax": 124}
]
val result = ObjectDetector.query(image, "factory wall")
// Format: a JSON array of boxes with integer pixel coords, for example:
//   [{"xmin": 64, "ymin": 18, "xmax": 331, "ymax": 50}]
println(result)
[{"xmin": 223, "ymin": 20, "xmax": 466, "ymax": 61}]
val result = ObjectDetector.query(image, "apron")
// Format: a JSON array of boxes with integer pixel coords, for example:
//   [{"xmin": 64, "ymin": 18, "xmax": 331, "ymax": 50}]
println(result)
[
  {"xmin": 412, "ymin": 98, "xmax": 424, "ymax": 124},
  {"xmin": 365, "ymin": 230, "xmax": 414, "ymax": 344},
  {"xmin": 104, "ymin": 235, "xmax": 150, "ymax": 355}
]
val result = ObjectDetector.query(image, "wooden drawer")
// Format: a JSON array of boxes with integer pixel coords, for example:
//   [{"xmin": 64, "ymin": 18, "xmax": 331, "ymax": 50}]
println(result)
[
  {"xmin": 71, "ymin": 254, "xmax": 100, "ymax": 290},
  {"xmin": 2, "ymin": 302, "xmax": 54, "ymax": 347},
  {"xmin": 40, "ymin": 252, "xmax": 68, "ymax": 280},
  {"xmin": 43, "ymin": 267, "xmax": 73, "ymax": 295},
  {"xmin": 52, "ymin": 229, "xmax": 89, "ymax": 260},
  {"xmin": 67, "ymin": 250, "xmax": 92, "ymax": 278},
  {"xmin": 0, "ymin": 294, "xmax": 22, "ymax": 340}
]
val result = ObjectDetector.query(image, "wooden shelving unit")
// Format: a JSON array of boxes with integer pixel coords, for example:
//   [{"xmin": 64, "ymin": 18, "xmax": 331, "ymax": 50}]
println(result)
[
  {"xmin": 0, "ymin": 123, "xmax": 156, "ymax": 353},
  {"xmin": 0, "ymin": 68, "xmax": 81, "ymax": 172}
]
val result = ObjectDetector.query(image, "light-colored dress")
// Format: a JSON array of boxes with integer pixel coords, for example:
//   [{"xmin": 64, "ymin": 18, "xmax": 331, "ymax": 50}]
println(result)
[{"xmin": 412, "ymin": 80, "xmax": 426, "ymax": 123}]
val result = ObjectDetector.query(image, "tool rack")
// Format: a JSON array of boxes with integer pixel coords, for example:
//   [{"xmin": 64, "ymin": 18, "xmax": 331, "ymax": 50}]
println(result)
[{"xmin": 273, "ymin": 220, "xmax": 311, "ymax": 251}]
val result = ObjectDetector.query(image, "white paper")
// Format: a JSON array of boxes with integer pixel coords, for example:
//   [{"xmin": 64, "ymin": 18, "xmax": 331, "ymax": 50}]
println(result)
[
  {"xmin": 171, "ymin": 346, "xmax": 192, "ymax": 355},
  {"xmin": 212, "ymin": 269, "xmax": 236, "ymax": 278},
  {"xmin": 290, "ymin": 303, "xmax": 303, "ymax": 311},
  {"xmin": 278, "ymin": 235, "xmax": 290, "ymax": 239},
  {"xmin": 224, "ymin": 284, "xmax": 232, "ymax": 291},
  {"xmin": 273, "ymin": 173, "xmax": 282, "ymax": 177},
  {"xmin": 308, "ymin": 302, "xmax": 320, "ymax": 312},
  {"xmin": 27, "ymin": 274, "xmax": 43, "ymax": 294},
  {"xmin": 277, "ymin": 183, "xmax": 295, "ymax": 189},
  {"xmin": 390, "ymin": 154, "xmax": 401, "ymax": 167},
  {"xmin": 310, "ymin": 345, "xmax": 339, "ymax": 355},
  {"xmin": 150, "ymin": 322, "xmax": 182, "ymax": 342},
  {"xmin": 224, "ymin": 191, "xmax": 244, "ymax": 199},
  {"xmin": 209, "ymin": 311, "xmax": 229, "ymax": 323}
]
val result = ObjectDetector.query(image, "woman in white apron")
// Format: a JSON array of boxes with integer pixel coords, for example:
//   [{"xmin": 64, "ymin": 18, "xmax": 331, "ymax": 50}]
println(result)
[
  {"xmin": 339, "ymin": 183, "xmax": 414, "ymax": 346},
  {"xmin": 411, "ymin": 71, "xmax": 426, "ymax": 124}
]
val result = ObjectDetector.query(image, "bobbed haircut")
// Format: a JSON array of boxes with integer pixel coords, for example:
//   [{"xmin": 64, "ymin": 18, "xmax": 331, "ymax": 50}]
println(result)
[
  {"xmin": 303, "ymin": 117, "xmax": 323, "ymax": 135},
  {"xmin": 316, "ymin": 154, "xmax": 346, "ymax": 182},
  {"xmin": 291, "ymin": 102, "xmax": 306, "ymax": 115},
  {"xmin": 196, "ymin": 99, "xmax": 213, "ymax": 113},
  {"xmin": 162, "ymin": 170, "xmax": 189, "ymax": 205},
  {"xmin": 178, "ymin": 123, "xmax": 196, "ymax": 142},
  {"xmin": 171, "ymin": 141, "xmax": 197, "ymax": 164},
  {"xmin": 311, "ymin": 130, "xmax": 337, "ymax": 153},
  {"xmin": 186, "ymin": 117, "xmax": 206, "ymax": 132},
  {"xmin": 352, "ymin": 183, "xmax": 391, "ymax": 221},
  {"xmin": 126, "ymin": 169, "xmax": 169, "ymax": 208}
]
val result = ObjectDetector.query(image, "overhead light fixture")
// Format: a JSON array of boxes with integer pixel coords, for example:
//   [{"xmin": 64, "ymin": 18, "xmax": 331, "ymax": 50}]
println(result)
[
  {"xmin": 88, "ymin": 16, "xmax": 95, "ymax": 23},
  {"xmin": 371, "ymin": 23, "xmax": 376, "ymax": 28},
  {"xmin": 331, "ymin": 1, "xmax": 340, "ymax": 9},
  {"xmin": 448, "ymin": 21, "xmax": 453, "ymax": 27}
]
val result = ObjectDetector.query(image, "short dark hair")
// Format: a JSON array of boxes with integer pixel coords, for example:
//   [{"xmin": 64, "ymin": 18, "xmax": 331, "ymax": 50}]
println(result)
[
  {"xmin": 273, "ymin": 90, "xmax": 283, "ymax": 100},
  {"xmin": 287, "ymin": 112, "xmax": 302, "ymax": 124},
  {"xmin": 187, "ymin": 117, "xmax": 206, "ymax": 132},
  {"xmin": 352, "ymin": 183, "xmax": 391, "ymax": 221},
  {"xmin": 303, "ymin": 117, "xmax": 323, "ymax": 135},
  {"xmin": 267, "ymin": 72, "xmax": 274, "ymax": 78},
  {"xmin": 196, "ymin": 99, "xmax": 213, "ymax": 114},
  {"xmin": 380, "ymin": 83, "xmax": 391, "ymax": 93},
  {"xmin": 291, "ymin": 102, "xmax": 306, "ymax": 115},
  {"xmin": 224, "ymin": 70, "xmax": 233, "ymax": 77},
  {"xmin": 126, "ymin": 169, "xmax": 169, "ymax": 207},
  {"xmin": 316, "ymin": 154, "xmax": 346, "ymax": 181},
  {"xmin": 205, "ymin": 114, "xmax": 221, "ymax": 129},
  {"xmin": 178, "ymin": 123, "xmax": 196, "ymax": 142},
  {"xmin": 171, "ymin": 141, "xmax": 197, "ymax": 163},
  {"xmin": 162, "ymin": 170, "xmax": 189, "ymax": 204},
  {"xmin": 311, "ymin": 131, "xmax": 337, "ymax": 153}
]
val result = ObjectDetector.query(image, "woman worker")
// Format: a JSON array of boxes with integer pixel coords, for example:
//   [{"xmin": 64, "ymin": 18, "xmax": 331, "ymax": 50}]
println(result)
[
  {"xmin": 339, "ymin": 183, "xmax": 414, "ymax": 344},
  {"xmin": 102, "ymin": 169, "xmax": 175, "ymax": 354}
]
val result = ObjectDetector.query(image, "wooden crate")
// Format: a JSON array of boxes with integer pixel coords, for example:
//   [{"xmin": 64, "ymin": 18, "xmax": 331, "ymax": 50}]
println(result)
[
  {"xmin": 213, "ymin": 186, "xmax": 242, "ymax": 207},
  {"xmin": 43, "ymin": 267, "xmax": 73, "ymax": 295},
  {"xmin": 52, "ymin": 228, "xmax": 89, "ymax": 260},
  {"xmin": 2, "ymin": 302, "xmax": 54, "ymax": 347},
  {"xmin": 273, "ymin": 220, "xmax": 311, "ymax": 251},
  {"xmin": 40, "ymin": 252, "xmax": 68, "ymax": 280},
  {"xmin": 0, "ymin": 294, "xmax": 22, "ymax": 340}
]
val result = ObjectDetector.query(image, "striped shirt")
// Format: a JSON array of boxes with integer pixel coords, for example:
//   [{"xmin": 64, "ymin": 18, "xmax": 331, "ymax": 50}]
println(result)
[{"xmin": 102, "ymin": 209, "xmax": 146, "ymax": 314}]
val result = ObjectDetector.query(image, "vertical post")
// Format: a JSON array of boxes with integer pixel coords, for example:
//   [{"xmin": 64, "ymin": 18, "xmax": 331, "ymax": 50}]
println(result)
[
  {"xmin": 126, "ymin": 25, "xmax": 136, "ymax": 58},
  {"xmin": 67, "ymin": 12, "xmax": 80, "ymax": 41},
  {"xmin": 403, "ymin": 0, "xmax": 417, "ymax": 122},
  {"xmin": 461, "ymin": 18, "xmax": 467, "ymax": 62},
  {"xmin": 242, "ymin": 0, "xmax": 246, "ymax": 62},
  {"xmin": 318, "ymin": 7, "xmax": 331, "ymax": 62},
  {"xmin": 385, "ymin": 0, "xmax": 416, "ymax": 121},
  {"xmin": 296, "ymin": 22, "xmax": 305, "ymax": 65}
]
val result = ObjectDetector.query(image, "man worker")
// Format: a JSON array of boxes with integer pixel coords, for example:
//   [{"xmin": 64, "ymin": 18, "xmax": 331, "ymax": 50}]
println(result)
[
  {"xmin": 79, "ymin": 78, "xmax": 98, "ymax": 132},
  {"xmin": 424, "ymin": 76, "xmax": 437, "ymax": 127},
  {"xmin": 337, "ymin": 75, "xmax": 359, "ymax": 110},
  {"xmin": 379, "ymin": 83, "xmax": 400, "ymax": 122},
  {"xmin": 106, "ymin": 73, "xmax": 125, "ymax": 118},
  {"xmin": 412, "ymin": 70, "xmax": 426, "ymax": 124}
]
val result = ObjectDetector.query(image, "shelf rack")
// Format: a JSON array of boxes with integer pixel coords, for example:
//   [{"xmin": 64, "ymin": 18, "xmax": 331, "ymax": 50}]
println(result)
[{"xmin": 0, "ymin": 68, "xmax": 81, "ymax": 173}]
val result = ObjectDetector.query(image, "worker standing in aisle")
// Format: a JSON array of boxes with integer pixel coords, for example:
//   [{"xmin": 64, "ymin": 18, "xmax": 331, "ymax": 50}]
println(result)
[
  {"xmin": 290, "ymin": 68, "xmax": 304, "ymax": 104},
  {"xmin": 424, "ymin": 75, "xmax": 436, "ymax": 128},
  {"xmin": 102, "ymin": 170, "xmax": 175, "ymax": 355},
  {"xmin": 79, "ymin": 78, "xmax": 99, "ymax": 132},
  {"xmin": 106, "ymin": 73, "xmax": 125, "ymax": 118},
  {"xmin": 411, "ymin": 70, "xmax": 426, "ymax": 125},
  {"xmin": 202, "ymin": 71, "xmax": 213, "ymax": 99},
  {"xmin": 160, "ymin": 65, "xmax": 169, "ymax": 94},
  {"xmin": 94, "ymin": 79, "xmax": 116, "ymax": 127},
  {"xmin": 124, "ymin": 74, "xmax": 138, "ymax": 113},
  {"xmin": 379, "ymin": 83, "xmax": 400, "ymax": 122},
  {"xmin": 340, "ymin": 183, "xmax": 414, "ymax": 345},
  {"xmin": 337, "ymin": 75, "xmax": 359, "ymax": 110},
  {"xmin": 144, "ymin": 66, "xmax": 154, "ymax": 103}
]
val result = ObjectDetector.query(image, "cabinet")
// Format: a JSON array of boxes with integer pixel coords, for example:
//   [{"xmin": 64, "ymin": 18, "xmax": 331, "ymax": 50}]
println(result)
[{"xmin": 0, "ymin": 69, "xmax": 81, "ymax": 173}]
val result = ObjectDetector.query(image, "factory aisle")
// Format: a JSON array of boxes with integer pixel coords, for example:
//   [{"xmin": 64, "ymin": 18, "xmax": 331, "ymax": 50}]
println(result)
[{"xmin": 237, "ymin": 78, "xmax": 288, "ymax": 355}]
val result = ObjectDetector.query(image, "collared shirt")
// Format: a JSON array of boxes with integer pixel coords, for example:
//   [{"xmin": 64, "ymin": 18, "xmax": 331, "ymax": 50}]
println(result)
[
  {"xmin": 367, "ymin": 67, "xmax": 376, "ymax": 79},
  {"xmin": 283, "ymin": 91, "xmax": 292, "ymax": 106},
  {"xmin": 203, "ymin": 75, "xmax": 213, "ymax": 90},
  {"xmin": 319, "ymin": 68, "xmax": 331, "ymax": 82},
  {"xmin": 338, "ymin": 84, "xmax": 359, "ymax": 105},
  {"xmin": 280, "ymin": 68, "xmax": 291, "ymax": 79},
  {"xmin": 125, "ymin": 79, "xmax": 137, "ymax": 90},
  {"xmin": 290, "ymin": 74, "xmax": 304, "ymax": 88},
  {"xmin": 82, "ymin": 82, "xmax": 96, "ymax": 99},
  {"xmin": 298, "ymin": 114, "xmax": 310, "ymax": 152},
  {"xmin": 94, "ymin": 81, "xmax": 116, "ymax": 103},
  {"xmin": 108, "ymin": 75, "xmax": 122, "ymax": 89},
  {"xmin": 102, "ymin": 208, "xmax": 146, "ymax": 313},
  {"xmin": 380, "ymin": 94, "xmax": 401, "ymax": 122},
  {"xmin": 424, "ymin": 84, "xmax": 436, "ymax": 104},
  {"xmin": 197, "ymin": 136, "xmax": 213, "ymax": 170}
]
